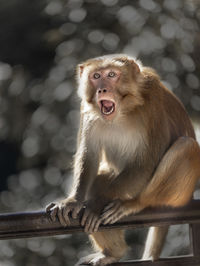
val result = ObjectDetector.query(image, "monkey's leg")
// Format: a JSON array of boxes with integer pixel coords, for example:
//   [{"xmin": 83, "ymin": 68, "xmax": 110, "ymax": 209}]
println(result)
[
  {"xmin": 76, "ymin": 229, "xmax": 127, "ymax": 266},
  {"xmin": 140, "ymin": 137, "xmax": 200, "ymax": 260},
  {"xmin": 101, "ymin": 137, "xmax": 200, "ymax": 260},
  {"xmin": 140, "ymin": 136, "xmax": 200, "ymax": 207},
  {"xmin": 103, "ymin": 136, "xmax": 200, "ymax": 223}
]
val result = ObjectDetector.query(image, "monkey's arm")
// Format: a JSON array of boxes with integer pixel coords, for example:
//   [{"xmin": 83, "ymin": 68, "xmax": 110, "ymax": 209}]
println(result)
[
  {"xmin": 46, "ymin": 115, "xmax": 99, "ymax": 226},
  {"xmin": 81, "ymin": 163, "xmax": 153, "ymax": 233}
]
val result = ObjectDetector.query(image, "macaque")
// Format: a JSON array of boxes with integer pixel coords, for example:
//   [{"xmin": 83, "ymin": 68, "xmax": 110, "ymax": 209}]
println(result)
[{"xmin": 46, "ymin": 54, "xmax": 200, "ymax": 266}]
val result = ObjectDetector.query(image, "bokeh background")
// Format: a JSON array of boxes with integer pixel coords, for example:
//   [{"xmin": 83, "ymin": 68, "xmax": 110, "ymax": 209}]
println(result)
[{"xmin": 0, "ymin": 0, "xmax": 200, "ymax": 265}]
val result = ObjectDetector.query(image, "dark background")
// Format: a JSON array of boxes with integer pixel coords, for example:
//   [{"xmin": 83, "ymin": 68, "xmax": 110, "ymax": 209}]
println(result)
[{"xmin": 0, "ymin": 0, "xmax": 200, "ymax": 265}]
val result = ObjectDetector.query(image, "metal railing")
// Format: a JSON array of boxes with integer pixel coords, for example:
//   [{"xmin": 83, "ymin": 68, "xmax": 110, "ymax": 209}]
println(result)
[{"xmin": 0, "ymin": 200, "xmax": 200, "ymax": 265}]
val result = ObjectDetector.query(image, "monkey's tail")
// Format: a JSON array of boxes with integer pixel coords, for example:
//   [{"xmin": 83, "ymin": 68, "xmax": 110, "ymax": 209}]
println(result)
[{"xmin": 142, "ymin": 226, "xmax": 168, "ymax": 261}]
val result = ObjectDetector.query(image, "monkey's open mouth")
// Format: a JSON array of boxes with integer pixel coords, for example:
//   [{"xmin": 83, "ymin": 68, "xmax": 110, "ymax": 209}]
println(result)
[{"xmin": 100, "ymin": 100, "xmax": 115, "ymax": 115}]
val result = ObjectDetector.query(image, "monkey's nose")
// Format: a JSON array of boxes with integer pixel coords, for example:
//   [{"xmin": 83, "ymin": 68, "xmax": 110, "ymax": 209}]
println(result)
[{"xmin": 98, "ymin": 89, "xmax": 107, "ymax": 93}]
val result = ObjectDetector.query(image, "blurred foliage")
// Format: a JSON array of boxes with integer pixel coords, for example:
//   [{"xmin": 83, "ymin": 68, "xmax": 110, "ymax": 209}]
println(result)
[{"xmin": 0, "ymin": 0, "xmax": 200, "ymax": 265}]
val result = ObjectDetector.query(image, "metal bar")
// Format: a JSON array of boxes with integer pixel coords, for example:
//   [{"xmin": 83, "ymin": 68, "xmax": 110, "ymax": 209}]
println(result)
[
  {"xmin": 112, "ymin": 256, "xmax": 200, "ymax": 266},
  {"xmin": 190, "ymin": 223, "xmax": 200, "ymax": 257},
  {"xmin": 0, "ymin": 200, "xmax": 199, "ymax": 240}
]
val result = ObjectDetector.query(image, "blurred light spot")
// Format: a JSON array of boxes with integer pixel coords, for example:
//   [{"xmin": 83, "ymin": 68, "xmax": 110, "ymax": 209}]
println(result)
[
  {"xmin": 163, "ymin": 0, "xmax": 181, "ymax": 10},
  {"xmin": 0, "ymin": 63, "xmax": 12, "ymax": 80},
  {"xmin": 69, "ymin": 8, "xmax": 87, "ymax": 23},
  {"xmin": 45, "ymin": 1, "xmax": 63, "ymax": 15},
  {"xmin": 88, "ymin": 30, "xmax": 104, "ymax": 44},
  {"xmin": 1, "ymin": 245, "xmax": 14, "ymax": 257},
  {"xmin": 161, "ymin": 20, "xmax": 176, "ymax": 39},
  {"xmin": 194, "ymin": 188, "xmax": 200, "ymax": 199},
  {"xmin": 166, "ymin": 74, "xmax": 180, "ymax": 89},
  {"xmin": 181, "ymin": 39, "xmax": 193, "ymax": 53},
  {"xmin": 161, "ymin": 58, "xmax": 177, "ymax": 72},
  {"xmin": 68, "ymin": 0, "xmax": 83, "ymax": 8},
  {"xmin": 66, "ymin": 110, "xmax": 80, "ymax": 128},
  {"xmin": 9, "ymin": 75, "xmax": 25, "ymax": 96},
  {"xmin": 56, "ymin": 39, "xmax": 84, "ymax": 57},
  {"xmin": 30, "ymin": 84, "xmax": 43, "ymax": 102},
  {"xmin": 32, "ymin": 107, "xmax": 49, "ymax": 126},
  {"xmin": 180, "ymin": 54, "xmax": 195, "ymax": 72},
  {"xmin": 117, "ymin": 6, "xmax": 145, "ymax": 34},
  {"xmin": 186, "ymin": 73, "xmax": 199, "ymax": 89},
  {"xmin": 56, "ymin": 41, "xmax": 74, "ymax": 57},
  {"xmin": 190, "ymin": 95, "xmax": 200, "ymax": 111},
  {"xmin": 49, "ymin": 65, "xmax": 67, "ymax": 83},
  {"xmin": 1, "ymin": 191, "xmax": 14, "ymax": 208},
  {"xmin": 51, "ymin": 135, "xmax": 66, "ymax": 151},
  {"xmin": 60, "ymin": 22, "xmax": 77, "ymax": 36},
  {"xmin": 130, "ymin": 31, "xmax": 165, "ymax": 55},
  {"xmin": 102, "ymin": 33, "xmax": 120, "ymax": 51},
  {"xmin": 58, "ymin": 56, "xmax": 77, "ymax": 68},
  {"xmin": 139, "ymin": 0, "xmax": 157, "ymax": 11},
  {"xmin": 22, "ymin": 137, "xmax": 39, "ymax": 158},
  {"xmin": 180, "ymin": 18, "xmax": 198, "ymax": 31},
  {"xmin": 19, "ymin": 170, "xmax": 40, "ymax": 190},
  {"xmin": 101, "ymin": 0, "xmax": 118, "ymax": 6},
  {"xmin": 162, "ymin": 80, "xmax": 173, "ymax": 91},
  {"xmin": 65, "ymin": 136, "xmax": 76, "ymax": 153},
  {"xmin": 44, "ymin": 115, "xmax": 60, "ymax": 134},
  {"xmin": 38, "ymin": 240, "xmax": 56, "ymax": 257},
  {"xmin": 28, "ymin": 239, "xmax": 41, "ymax": 252},
  {"xmin": 118, "ymin": 6, "xmax": 138, "ymax": 23},
  {"xmin": 44, "ymin": 167, "xmax": 62, "ymax": 186},
  {"xmin": 54, "ymin": 81, "xmax": 72, "ymax": 101}
]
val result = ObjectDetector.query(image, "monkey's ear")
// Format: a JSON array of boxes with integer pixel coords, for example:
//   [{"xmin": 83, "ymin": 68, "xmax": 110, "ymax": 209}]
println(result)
[
  {"xmin": 76, "ymin": 64, "xmax": 84, "ymax": 79},
  {"xmin": 129, "ymin": 59, "xmax": 140, "ymax": 75}
]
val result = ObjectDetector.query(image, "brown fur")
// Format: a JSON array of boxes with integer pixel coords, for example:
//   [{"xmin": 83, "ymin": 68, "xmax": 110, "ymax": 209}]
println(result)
[{"xmin": 46, "ymin": 54, "xmax": 200, "ymax": 266}]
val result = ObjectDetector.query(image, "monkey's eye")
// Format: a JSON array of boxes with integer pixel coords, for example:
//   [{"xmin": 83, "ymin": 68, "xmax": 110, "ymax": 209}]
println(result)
[
  {"xmin": 93, "ymin": 73, "xmax": 101, "ymax": 79},
  {"xmin": 108, "ymin": 71, "xmax": 116, "ymax": 78}
]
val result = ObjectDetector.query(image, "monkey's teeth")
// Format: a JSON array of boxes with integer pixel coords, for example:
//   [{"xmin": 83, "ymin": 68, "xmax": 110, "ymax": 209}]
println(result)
[
  {"xmin": 102, "ymin": 105, "xmax": 114, "ymax": 115},
  {"xmin": 100, "ymin": 100, "xmax": 115, "ymax": 116}
]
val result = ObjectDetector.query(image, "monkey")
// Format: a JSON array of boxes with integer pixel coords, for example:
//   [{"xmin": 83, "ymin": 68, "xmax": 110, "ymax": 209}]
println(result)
[{"xmin": 46, "ymin": 54, "xmax": 200, "ymax": 266}]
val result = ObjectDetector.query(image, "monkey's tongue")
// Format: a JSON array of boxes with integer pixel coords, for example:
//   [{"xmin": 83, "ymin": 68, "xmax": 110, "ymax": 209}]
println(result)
[{"xmin": 101, "ymin": 100, "xmax": 115, "ymax": 115}]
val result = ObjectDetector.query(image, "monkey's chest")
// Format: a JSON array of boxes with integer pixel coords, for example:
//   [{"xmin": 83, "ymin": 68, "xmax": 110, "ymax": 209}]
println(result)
[{"xmin": 100, "ymin": 130, "xmax": 143, "ymax": 170}]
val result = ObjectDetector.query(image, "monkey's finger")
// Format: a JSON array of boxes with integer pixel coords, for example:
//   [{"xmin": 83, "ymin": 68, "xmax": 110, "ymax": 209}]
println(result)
[
  {"xmin": 84, "ymin": 214, "xmax": 95, "ymax": 233},
  {"xmin": 103, "ymin": 202, "xmax": 116, "ymax": 211},
  {"xmin": 46, "ymin": 203, "xmax": 56, "ymax": 212},
  {"xmin": 50, "ymin": 206, "xmax": 59, "ymax": 222},
  {"xmin": 81, "ymin": 209, "xmax": 90, "ymax": 227},
  {"xmin": 57, "ymin": 208, "xmax": 68, "ymax": 226},
  {"xmin": 109, "ymin": 212, "xmax": 124, "ymax": 224},
  {"xmin": 88, "ymin": 215, "xmax": 99, "ymax": 233},
  {"xmin": 103, "ymin": 201, "xmax": 121, "ymax": 213},
  {"xmin": 63, "ymin": 208, "xmax": 70, "ymax": 225},
  {"xmin": 101, "ymin": 205, "xmax": 120, "ymax": 220},
  {"xmin": 93, "ymin": 219, "xmax": 102, "ymax": 232},
  {"xmin": 101, "ymin": 209, "xmax": 115, "ymax": 219},
  {"xmin": 71, "ymin": 205, "xmax": 82, "ymax": 219},
  {"xmin": 103, "ymin": 210, "xmax": 124, "ymax": 225},
  {"xmin": 102, "ymin": 212, "xmax": 117, "ymax": 224}
]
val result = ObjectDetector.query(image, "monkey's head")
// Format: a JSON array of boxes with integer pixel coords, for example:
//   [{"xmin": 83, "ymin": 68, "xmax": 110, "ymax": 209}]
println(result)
[{"xmin": 76, "ymin": 54, "xmax": 145, "ymax": 121}]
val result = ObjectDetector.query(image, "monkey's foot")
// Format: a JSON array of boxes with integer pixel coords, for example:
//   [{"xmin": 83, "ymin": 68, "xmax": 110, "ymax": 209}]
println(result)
[
  {"xmin": 101, "ymin": 199, "xmax": 126, "ymax": 224},
  {"xmin": 75, "ymin": 252, "xmax": 119, "ymax": 266}
]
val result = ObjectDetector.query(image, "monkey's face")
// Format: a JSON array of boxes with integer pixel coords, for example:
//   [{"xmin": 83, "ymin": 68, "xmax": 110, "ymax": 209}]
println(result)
[
  {"xmin": 77, "ymin": 55, "xmax": 145, "ymax": 121},
  {"xmin": 89, "ymin": 67, "xmax": 121, "ymax": 120}
]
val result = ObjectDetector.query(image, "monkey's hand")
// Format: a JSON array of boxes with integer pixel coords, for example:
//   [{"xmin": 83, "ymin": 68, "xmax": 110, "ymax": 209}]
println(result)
[
  {"xmin": 46, "ymin": 197, "xmax": 83, "ymax": 227},
  {"xmin": 101, "ymin": 199, "xmax": 130, "ymax": 225},
  {"xmin": 81, "ymin": 199, "xmax": 106, "ymax": 233}
]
